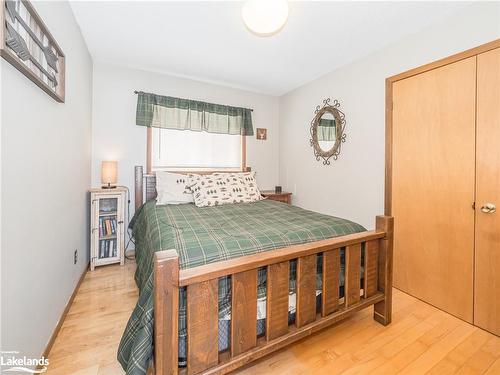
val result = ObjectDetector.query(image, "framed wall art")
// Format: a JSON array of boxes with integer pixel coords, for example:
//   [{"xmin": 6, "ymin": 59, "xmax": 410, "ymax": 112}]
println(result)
[
  {"xmin": 256, "ymin": 128, "xmax": 267, "ymax": 140},
  {"xmin": 1, "ymin": 0, "xmax": 65, "ymax": 102}
]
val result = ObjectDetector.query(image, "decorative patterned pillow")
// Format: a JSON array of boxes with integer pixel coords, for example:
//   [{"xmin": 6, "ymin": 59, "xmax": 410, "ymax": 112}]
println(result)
[
  {"xmin": 187, "ymin": 174, "xmax": 234, "ymax": 207},
  {"xmin": 156, "ymin": 172, "xmax": 193, "ymax": 205},
  {"xmin": 215, "ymin": 171, "xmax": 263, "ymax": 203}
]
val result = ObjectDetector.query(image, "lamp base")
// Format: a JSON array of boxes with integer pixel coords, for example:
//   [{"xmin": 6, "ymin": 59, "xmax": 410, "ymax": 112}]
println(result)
[{"xmin": 102, "ymin": 184, "xmax": 117, "ymax": 189}]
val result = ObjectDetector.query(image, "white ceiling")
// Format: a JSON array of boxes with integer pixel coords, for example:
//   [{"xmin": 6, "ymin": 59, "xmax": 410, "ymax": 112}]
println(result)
[{"xmin": 70, "ymin": 1, "xmax": 472, "ymax": 96}]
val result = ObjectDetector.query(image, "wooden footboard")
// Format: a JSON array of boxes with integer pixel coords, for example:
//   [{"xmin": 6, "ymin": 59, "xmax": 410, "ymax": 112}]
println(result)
[{"xmin": 153, "ymin": 215, "xmax": 393, "ymax": 375}]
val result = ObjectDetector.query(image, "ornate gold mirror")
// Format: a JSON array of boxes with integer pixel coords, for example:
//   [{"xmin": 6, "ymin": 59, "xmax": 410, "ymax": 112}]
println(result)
[{"xmin": 309, "ymin": 98, "xmax": 346, "ymax": 165}]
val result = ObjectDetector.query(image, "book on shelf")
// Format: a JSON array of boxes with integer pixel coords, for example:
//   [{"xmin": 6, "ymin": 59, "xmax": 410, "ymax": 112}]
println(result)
[
  {"xmin": 99, "ymin": 217, "xmax": 118, "ymax": 237},
  {"xmin": 99, "ymin": 238, "xmax": 118, "ymax": 259}
]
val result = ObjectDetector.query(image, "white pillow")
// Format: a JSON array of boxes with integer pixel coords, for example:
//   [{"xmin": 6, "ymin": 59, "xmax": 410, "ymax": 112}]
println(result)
[
  {"xmin": 155, "ymin": 172, "xmax": 194, "ymax": 205},
  {"xmin": 215, "ymin": 171, "xmax": 263, "ymax": 203},
  {"xmin": 187, "ymin": 174, "xmax": 233, "ymax": 207}
]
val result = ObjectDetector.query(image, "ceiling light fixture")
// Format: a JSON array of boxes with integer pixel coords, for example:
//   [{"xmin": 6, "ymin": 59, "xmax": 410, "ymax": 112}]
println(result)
[{"xmin": 242, "ymin": 0, "xmax": 289, "ymax": 37}]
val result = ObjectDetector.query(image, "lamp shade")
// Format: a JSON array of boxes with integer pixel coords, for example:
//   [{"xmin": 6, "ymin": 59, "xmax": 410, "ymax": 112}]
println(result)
[{"xmin": 101, "ymin": 161, "xmax": 117, "ymax": 187}]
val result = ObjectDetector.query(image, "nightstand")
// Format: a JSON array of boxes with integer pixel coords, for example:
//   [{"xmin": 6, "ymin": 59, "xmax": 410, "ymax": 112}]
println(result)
[
  {"xmin": 261, "ymin": 190, "xmax": 292, "ymax": 204},
  {"xmin": 89, "ymin": 187, "xmax": 127, "ymax": 270}
]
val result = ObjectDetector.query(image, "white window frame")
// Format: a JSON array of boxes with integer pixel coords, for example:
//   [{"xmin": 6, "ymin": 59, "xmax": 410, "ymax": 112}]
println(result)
[{"xmin": 146, "ymin": 127, "xmax": 247, "ymax": 173}]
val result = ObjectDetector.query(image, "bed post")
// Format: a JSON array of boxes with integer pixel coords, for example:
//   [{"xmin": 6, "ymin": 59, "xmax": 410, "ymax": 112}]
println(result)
[
  {"xmin": 135, "ymin": 165, "xmax": 144, "ymax": 211},
  {"xmin": 373, "ymin": 215, "xmax": 394, "ymax": 325},
  {"xmin": 154, "ymin": 250, "xmax": 180, "ymax": 375}
]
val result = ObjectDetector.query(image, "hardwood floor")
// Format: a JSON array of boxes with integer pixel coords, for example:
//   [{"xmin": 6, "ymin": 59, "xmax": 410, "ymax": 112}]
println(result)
[
  {"xmin": 45, "ymin": 261, "xmax": 500, "ymax": 375},
  {"xmin": 45, "ymin": 261, "xmax": 138, "ymax": 375}
]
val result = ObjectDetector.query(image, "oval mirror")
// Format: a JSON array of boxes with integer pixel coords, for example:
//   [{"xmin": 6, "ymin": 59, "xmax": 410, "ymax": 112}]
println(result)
[
  {"xmin": 317, "ymin": 111, "xmax": 336, "ymax": 153},
  {"xmin": 310, "ymin": 99, "xmax": 346, "ymax": 165}
]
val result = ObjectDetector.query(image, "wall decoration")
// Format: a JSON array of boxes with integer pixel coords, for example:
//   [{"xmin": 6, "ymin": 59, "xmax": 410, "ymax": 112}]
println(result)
[
  {"xmin": 309, "ymin": 98, "xmax": 346, "ymax": 165},
  {"xmin": 1, "ymin": 0, "xmax": 65, "ymax": 102},
  {"xmin": 256, "ymin": 128, "xmax": 267, "ymax": 140}
]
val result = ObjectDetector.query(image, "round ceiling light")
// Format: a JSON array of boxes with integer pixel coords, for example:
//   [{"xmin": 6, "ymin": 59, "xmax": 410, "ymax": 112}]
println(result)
[{"xmin": 242, "ymin": 0, "xmax": 289, "ymax": 37}]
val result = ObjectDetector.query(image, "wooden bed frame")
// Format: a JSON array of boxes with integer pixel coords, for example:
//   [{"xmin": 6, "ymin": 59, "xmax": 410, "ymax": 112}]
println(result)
[{"xmin": 134, "ymin": 166, "xmax": 394, "ymax": 375}]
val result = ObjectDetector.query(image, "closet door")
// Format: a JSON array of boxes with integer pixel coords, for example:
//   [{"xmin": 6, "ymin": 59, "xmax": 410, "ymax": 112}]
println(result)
[
  {"xmin": 392, "ymin": 57, "xmax": 476, "ymax": 322},
  {"xmin": 475, "ymin": 47, "xmax": 500, "ymax": 335}
]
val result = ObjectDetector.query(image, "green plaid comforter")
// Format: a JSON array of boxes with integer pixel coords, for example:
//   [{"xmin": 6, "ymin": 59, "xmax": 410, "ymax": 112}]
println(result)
[{"xmin": 118, "ymin": 199, "xmax": 365, "ymax": 374}]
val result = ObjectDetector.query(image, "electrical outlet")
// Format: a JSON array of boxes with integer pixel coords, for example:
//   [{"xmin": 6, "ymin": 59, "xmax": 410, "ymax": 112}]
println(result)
[{"xmin": 74, "ymin": 249, "xmax": 78, "ymax": 264}]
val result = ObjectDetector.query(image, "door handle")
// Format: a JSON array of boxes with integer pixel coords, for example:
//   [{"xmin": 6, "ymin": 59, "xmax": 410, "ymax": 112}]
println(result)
[{"xmin": 481, "ymin": 203, "xmax": 496, "ymax": 214}]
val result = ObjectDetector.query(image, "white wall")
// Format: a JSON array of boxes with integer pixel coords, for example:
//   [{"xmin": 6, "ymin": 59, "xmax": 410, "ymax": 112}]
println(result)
[
  {"xmin": 279, "ymin": 2, "xmax": 500, "ymax": 229},
  {"xmin": 1, "ymin": 0, "xmax": 93, "ymax": 362},
  {"xmin": 91, "ymin": 63, "xmax": 280, "ymax": 217}
]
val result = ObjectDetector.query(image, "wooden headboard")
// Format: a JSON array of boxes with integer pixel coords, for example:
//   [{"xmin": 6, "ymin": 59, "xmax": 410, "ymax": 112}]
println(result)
[{"xmin": 134, "ymin": 165, "xmax": 251, "ymax": 210}]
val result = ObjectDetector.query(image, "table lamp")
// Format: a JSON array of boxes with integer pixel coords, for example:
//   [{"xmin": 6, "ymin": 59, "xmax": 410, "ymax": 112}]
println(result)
[{"xmin": 101, "ymin": 161, "xmax": 117, "ymax": 189}]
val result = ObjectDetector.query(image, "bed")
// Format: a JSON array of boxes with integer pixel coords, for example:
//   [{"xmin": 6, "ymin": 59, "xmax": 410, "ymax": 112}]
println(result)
[{"xmin": 118, "ymin": 166, "xmax": 393, "ymax": 375}]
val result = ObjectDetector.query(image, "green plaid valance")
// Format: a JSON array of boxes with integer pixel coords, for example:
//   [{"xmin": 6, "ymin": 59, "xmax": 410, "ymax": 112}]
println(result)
[
  {"xmin": 318, "ymin": 118, "xmax": 336, "ymax": 141},
  {"xmin": 136, "ymin": 92, "xmax": 254, "ymax": 136}
]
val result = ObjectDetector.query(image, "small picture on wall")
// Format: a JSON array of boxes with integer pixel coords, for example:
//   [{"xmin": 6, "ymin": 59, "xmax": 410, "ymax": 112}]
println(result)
[{"xmin": 256, "ymin": 128, "xmax": 267, "ymax": 140}]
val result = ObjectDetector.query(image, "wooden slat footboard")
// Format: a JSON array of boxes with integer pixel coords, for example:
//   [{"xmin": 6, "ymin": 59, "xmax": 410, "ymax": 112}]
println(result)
[{"xmin": 153, "ymin": 215, "xmax": 394, "ymax": 375}]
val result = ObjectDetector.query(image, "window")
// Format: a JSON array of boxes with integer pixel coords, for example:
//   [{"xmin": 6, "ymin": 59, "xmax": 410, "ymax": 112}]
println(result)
[{"xmin": 148, "ymin": 128, "xmax": 246, "ymax": 172}]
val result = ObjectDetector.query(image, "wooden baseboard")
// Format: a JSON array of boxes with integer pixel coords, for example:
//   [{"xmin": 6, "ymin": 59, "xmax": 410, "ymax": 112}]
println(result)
[
  {"xmin": 38, "ymin": 263, "xmax": 89, "ymax": 366},
  {"xmin": 125, "ymin": 249, "xmax": 136, "ymax": 259}
]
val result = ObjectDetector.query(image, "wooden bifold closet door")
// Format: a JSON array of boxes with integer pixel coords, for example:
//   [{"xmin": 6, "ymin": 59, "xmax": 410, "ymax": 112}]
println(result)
[
  {"xmin": 475, "ymin": 47, "xmax": 500, "ymax": 336},
  {"xmin": 392, "ymin": 57, "xmax": 477, "ymax": 322},
  {"xmin": 391, "ymin": 43, "xmax": 500, "ymax": 334}
]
